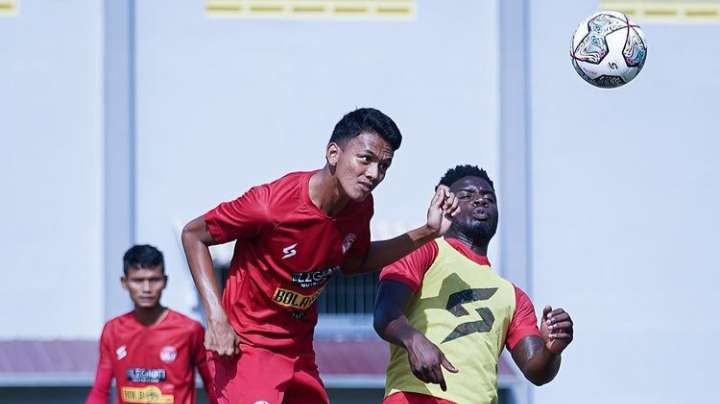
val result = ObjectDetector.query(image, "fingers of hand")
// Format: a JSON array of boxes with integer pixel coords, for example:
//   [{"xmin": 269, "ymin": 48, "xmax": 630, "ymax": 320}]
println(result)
[
  {"xmin": 547, "ymin": 320, "xmax": 573, "ymax": 333},
  {"xmin": 441, "ymin": 191, "xmax": 456, "ymax": 209},
  {"xmin": 434, "ymin": 368, "xmax": 447, "ymax": 391},
  {"xmin": 545, "ymin": 309, "xmax": 573, "ymax": 330},
  {"xmin": 542, "ymin": 305, "xmax": 553, "ymax": 319},
  {"xmin": 445, "ymin": 193, "xmax": 459, "ymax": 216},
  {"xmin": 441, "ymin": 355, "xmax": 458, "ymax": 373},
  {"xmin": 549, "ymin": 332, "xmax": 573, "ymax": 340},
  {"xmin": 432, "ymin": 186, "xmax": 448, "ymax": 207}
]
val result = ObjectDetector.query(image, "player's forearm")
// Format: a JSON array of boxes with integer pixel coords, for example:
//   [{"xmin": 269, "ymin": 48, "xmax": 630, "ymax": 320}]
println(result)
[
  {"xmin": 524, "ymin": 351, "xmax": 561, "ymax": 385},
  {"xmin": 85, "ymin": 366, "xmax": 112, "ymax": 404},
  {"xmin": 512, "ymin": 337, "xmax": 562, "ymax": 385},
  {"xmin": 374, "ymin": 308, "xmax": 422, "ymax": 349},
  {"xmin": 357, "ymin": 225, "xmax": 437, "ymax": 273},
  {"xmin": 181, "ymin": 221, "xmax": 226, "ymax": 321}
]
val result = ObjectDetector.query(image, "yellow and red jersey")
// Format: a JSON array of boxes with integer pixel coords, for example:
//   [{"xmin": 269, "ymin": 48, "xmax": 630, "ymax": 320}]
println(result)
[
  {"xmin": 380, "ymin": 238, "xmax": 540, "ymax": 404},
  {"xmin": 86, "ymin": 309, "xmax": 211, "ymax": 404}
]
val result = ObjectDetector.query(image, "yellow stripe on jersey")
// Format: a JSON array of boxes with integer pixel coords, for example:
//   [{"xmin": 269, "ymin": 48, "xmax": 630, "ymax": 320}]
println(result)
[
  {"xmin": 385, "ymin": 239, "xmax": 516, "ymax": 404},
  {"xmin": 121, "ymin": 386, "xmax": 174, "ymax": 403}
]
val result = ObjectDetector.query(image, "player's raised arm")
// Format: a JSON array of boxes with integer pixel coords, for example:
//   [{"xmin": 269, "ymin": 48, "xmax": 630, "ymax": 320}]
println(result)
[
  {"xmin": 510, "ymin": 305, "xmax": 574, "ymax": 386},
  {"xmin": 343, "ymin": 186, "xmax": 459, "ymax": 275},
  {"xmin": 181, "ymin": 216, "xmax": 239, "ymax": 356}
]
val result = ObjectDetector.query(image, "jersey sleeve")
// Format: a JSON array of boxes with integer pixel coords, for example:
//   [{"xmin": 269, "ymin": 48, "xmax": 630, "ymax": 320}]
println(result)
[
  {"xmin": 190, "ymin": 323, "xmax": 216, "ymax": 404},
  {"xmin": 85, "ymin": 324, "xmax": 113, "ymax": 404},
  {"xmin": 346, "ymin": 199, "xmax": 373, "ymax": 258},
  {"xmin": 378, "ymin": 241, "xmax": 439, "ymax": 293},
  {"xmin": 505, "ymin": 285, "xmax": 541, "ymax": 350},
  {"xmin": 203, "ymin": 184, "xmax": 273, "ymax": 243}
]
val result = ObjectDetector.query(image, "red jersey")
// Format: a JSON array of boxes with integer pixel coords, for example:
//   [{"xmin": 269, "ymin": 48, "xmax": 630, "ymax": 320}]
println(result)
[
  {"xmin": 86, "ymin": 309, "xmax": 212, "ymax": 404},
  {"xmin": 204, "ymin": 171, "xmax": 372, "ymax": 354}
]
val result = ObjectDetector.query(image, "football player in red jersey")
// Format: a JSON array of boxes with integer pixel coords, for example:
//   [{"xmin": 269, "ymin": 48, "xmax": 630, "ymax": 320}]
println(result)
[
  {"xmin": 86, "ymin": 245, "xmax": 214, "ymax": 404},
  {"xmin": 181, "ymin": 108, "xmax": 459, "ymax": 404},
  {"xmin": 374, "ymin": 165, "xmax": 574, "ymax": 404}
]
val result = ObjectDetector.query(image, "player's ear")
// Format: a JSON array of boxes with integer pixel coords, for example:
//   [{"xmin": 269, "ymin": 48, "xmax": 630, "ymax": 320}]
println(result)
[
  {"xmin": 326, "ymin": 142, "xmax": 341, "ymax": 167},
  {"xmin": 120, "ymin": 276, "xmax": 128, "ymax": 290},
  {"xmin": 162, "ymin": 275, "xmax": 168, "ymax": 290}
]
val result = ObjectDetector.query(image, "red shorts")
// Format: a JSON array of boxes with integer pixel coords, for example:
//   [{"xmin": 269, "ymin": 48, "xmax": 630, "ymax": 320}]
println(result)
[
  {"xmin": 207, "ymin": 345, "xmax": 329, "ymax": 404},
  {"xmin": 383, "ymin": 391, "xmax": 455, "ymax": 404}
]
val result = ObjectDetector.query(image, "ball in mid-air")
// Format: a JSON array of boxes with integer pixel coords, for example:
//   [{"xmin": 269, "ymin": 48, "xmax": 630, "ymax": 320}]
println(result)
[{"xmin": 571, "ymin": 11, "xmax": 647, "ymax": 88}]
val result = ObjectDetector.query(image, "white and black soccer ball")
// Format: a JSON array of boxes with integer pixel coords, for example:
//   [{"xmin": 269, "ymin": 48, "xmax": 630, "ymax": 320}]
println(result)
[{"xmin": 571, "ymin": 11, "xmax": 647, "ymax": 88}]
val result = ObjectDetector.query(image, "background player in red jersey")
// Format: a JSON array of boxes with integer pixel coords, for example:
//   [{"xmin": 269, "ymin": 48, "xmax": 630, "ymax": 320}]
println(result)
[
  {"xmin": 374, "ymin": 165, "xmax": 574, "ymax": 404},
  {"xmin": 181, "ymin": 108, "xmax": 459, "ymax": 404},
  {"xmin": 86, "ymin": 245, "xmax": 214, "ymax": 404}
]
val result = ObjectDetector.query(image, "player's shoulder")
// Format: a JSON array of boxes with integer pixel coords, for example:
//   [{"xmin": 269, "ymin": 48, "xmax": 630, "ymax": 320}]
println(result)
[
  {"xmin": 101, "ymin": 311, "xmax": 135, "ymax": 334},
  {"xmin": 257, "ymin": 170, "xmax": 311, "ymax": 203},
  {"xmin": 165, "ymin": 309, "xmax": 204, "ymax": 330},
  {"xmin": 105, "ymin": 311, "xmax": 134, "ymax": 327},
  {"xmin": 383, "ymin": 239, "xmax": 439, "ymax": 270},
  {"xmin": 267, "ymin": 170, "xmax": 311, "ymax": 190}
]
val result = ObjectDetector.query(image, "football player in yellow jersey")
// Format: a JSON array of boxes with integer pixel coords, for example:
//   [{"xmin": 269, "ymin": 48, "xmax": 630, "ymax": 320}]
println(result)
[{"xmin": 374, "ymin": 165, "xmax": 574, "ymax": 404}]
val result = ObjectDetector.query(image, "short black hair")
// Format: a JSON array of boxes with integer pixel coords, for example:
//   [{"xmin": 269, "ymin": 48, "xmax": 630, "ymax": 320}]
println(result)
[
  {"xmin": 329, "ymin": 108, "xmax": 402, "ymax": 150},
  {"xmin": 437, "ymin": 165, "xmax": 495, "ymax": 190},
  {"xmin": 123, "ymin": 244, "xmax": 165, "ymax": 275}
]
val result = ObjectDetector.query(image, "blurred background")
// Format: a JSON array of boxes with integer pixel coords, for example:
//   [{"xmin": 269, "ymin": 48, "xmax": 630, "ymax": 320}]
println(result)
[{"xmin": 1, "ymin": 0, "xmax": 719, "ymax": 403}]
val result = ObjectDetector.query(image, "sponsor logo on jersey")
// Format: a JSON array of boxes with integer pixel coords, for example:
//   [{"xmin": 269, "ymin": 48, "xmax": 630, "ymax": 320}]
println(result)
[
  {"xmin": 281, "ymin": 243, "xmax": 297, "ymax": 260},
  {"xmin": 341, "ymin": 233, "xmax": 357, "ymax": 255},
  {"xmin": 272, "ymin": 287, "xmax": 322, "ymax": 310},
  {"xmin": 121, "ymin": 385, "xmax": 174, "ymax": 403},
  {"xmin": 116, "ymin": 345, "xmax": 127, "ymax": 360},
  {"xmin": 126, "ymin": 368, "xmax": 167, "ymax": 383},
  {"xmin": 291, "ymin": 266, "xmax": 339, "ymax": 288},
  {"xmin": 288, "ymin": 310, "xmax": 307, "ymax": 320},
  {"xmin": 159, "ymin": 346, "xmax": 177, "ymax": 364}
]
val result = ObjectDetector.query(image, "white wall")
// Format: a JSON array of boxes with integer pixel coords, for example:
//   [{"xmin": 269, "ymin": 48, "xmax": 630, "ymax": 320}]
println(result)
[
  {"xmin": 0, "ymin": 0, "xmax": 104, "ymax": 338},
  {"xmin": 133, "ymin": 0, "xmax": 501, "ymax": 316},
  {"xmin": 530, "ymin": 1, "xmax": 720, "ymax": 403}
]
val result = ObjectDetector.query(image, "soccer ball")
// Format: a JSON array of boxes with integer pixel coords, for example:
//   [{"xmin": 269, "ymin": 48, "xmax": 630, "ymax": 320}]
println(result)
[{"xmin": 571, "ymin": 11, "xmax": 647, "ymax": 88}]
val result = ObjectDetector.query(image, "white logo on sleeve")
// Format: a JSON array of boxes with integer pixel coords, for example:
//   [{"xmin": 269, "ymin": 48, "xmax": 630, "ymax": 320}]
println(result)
[
  {"xmin": 116, "ymin": 345, "xmax": 127, "ymax": 360},
  {"xmin": 282, "ymin": 243, "xmax": 297, "ymax": 260},
  {"xmin": 160, "ymin": 346, "xmax": 177, "ymax": 363}
]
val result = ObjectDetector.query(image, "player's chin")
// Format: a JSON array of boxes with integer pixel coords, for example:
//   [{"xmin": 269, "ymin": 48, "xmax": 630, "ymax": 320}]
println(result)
[
  {"xmin": 347, "ymin": 186, "xmax": 372, "ymax": 202},
  {"xmin": 135, "ymin": 298, "xmax": 160, "ymax": 308}
]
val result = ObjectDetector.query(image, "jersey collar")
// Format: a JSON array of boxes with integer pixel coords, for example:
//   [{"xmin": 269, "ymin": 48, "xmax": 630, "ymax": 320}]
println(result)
[{"xmin": 445, "ymin": 237, "xmax": 491, "ymax": 267}]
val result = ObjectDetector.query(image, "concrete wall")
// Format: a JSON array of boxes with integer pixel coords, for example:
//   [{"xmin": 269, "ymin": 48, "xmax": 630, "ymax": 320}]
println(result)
[
  {"xmin": 530, "ymin": 2, "xmax": 720, "ymax": 403},
  {"xmin": 133, "ymin": 0, "xmax": 501, "ymax": 317},
  {"xmin": 0, "ymin": 0, "xmax": 104, "ymax": 338}
]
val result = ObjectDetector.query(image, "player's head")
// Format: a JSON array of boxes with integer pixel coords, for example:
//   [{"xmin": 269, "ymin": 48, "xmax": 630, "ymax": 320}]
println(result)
[
  {"xmin": 326, "ymin": 108, "xmax": 402, "ymax": 201},
  {"xmin": 121, "ymin": 244, "xmax": 167, "ymax": 309},
  {"xmin": 438, "ymin": 165, "xmax": 498, "ymax": 243}
]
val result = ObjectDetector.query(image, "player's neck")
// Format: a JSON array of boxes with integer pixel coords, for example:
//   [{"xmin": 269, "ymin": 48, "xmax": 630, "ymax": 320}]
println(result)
[
  {"xmin": 133, "ymin": 305, "xmax": 167, "ymax": 327},
  {"xmin": 446, "ymin": 232, "xmax": 489, "ymax": 257},
  {"xmin": 309, "ymin": 168, "xmax": 350, "ymax": 216}
]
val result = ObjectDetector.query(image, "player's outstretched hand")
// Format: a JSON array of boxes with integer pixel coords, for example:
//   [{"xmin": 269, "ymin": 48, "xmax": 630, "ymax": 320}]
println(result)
[
  {"xmin": 206, "ymin": 317, "xmax": 241, "ymax": 356},
  {"xmin": 426, "ymin": 185, "xmax": 459, "ymax": 237},
  {"xmin": 539, "ymin": 306, "xmax": 574, "ymax": 354},
  {"xmin": 406, "ymin": 333, "xmax": 458, "ymax": 391}
]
